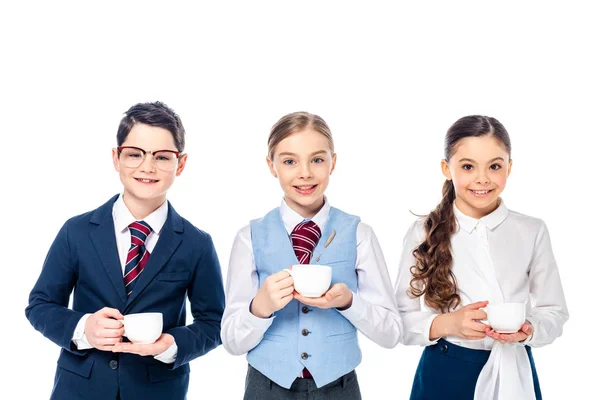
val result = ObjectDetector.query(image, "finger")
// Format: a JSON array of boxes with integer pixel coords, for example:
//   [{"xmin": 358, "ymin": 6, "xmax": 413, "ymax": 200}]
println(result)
[
  {"xmin": 272, "ymin": 270, "xmax": 293, "ymax": 282},
  {"xmin": 100, "ymin": 337, "xmax": 122, "ymax": 346},
  {"xmin": 463, "ymin": 301, "xmax": 489, "ymax": 310},
  {"xmin": 276, "ymin": 276, "xmax": 294, "ymax": 290},
  {"xmin": 279, "ymin": 285, "xmax": 295, "ymax": 297},
  {"xmin": 293, "ymin": 293, "xmax": 327, "ymax": 307},
  {"xmin": 102, "ymin": 318, "xmax": 125, "ymax": 329},
  {"xmin": 470, "ymin": 310, "xmax": 488, "ymax": 321},
  {"xmin": 521, "ymin": 323, "xmax": 533, "ymax": 336},
  {"xmin": 469, "ymin": 321, "xmax": 489, "ymax": 333},
  {"xmin": 103, "ymin": 328, "xmax": 125, "ymax": 338},
  {"xmin": 100, "ymin": 307, "xmax": 124, "ymax": 320}
]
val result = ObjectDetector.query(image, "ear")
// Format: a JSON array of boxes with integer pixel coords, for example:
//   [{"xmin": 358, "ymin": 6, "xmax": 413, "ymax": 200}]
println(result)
[
  {"xmin": 507, "ymin": 159, "xmax": 513, "ymax": 177},
  {"xmin": 267, "ymin": 155, "xmax": 278, "ymax": 178},
  {"xmin": 175, "ymin": 154, "xmax": 188, "ymax": 176},
  {"xmin": 441, "ymin": 159, "xmax": 452, "ymax": 180},
  {"xmin": 112, "ymin": 148, "xmax": 120, "ymax": 172},
  {"xmin": 330, "ymin": 153, "xmax": 337, "ymax": 175}
]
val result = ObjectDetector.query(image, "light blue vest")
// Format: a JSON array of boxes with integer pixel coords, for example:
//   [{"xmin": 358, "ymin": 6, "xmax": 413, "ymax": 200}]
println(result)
[{"xmin": 247, "ymin": 206, "xmax": 362, "ymax": 389}]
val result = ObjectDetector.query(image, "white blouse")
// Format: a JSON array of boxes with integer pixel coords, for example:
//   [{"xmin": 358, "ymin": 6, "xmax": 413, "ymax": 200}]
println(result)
[{"xmin": 394, "ymin": 200, "xmax": 569, "ymax": 350}]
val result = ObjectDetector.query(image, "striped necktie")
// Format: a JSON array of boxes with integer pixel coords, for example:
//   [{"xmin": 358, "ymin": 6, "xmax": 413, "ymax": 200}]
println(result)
[
  {"xmin": 124, "ymin": 220, "xmax": 152, "ymax": 296},
  {"xmin": 291, "ymin": 220, "xmax": 321, "ymax": 264}
]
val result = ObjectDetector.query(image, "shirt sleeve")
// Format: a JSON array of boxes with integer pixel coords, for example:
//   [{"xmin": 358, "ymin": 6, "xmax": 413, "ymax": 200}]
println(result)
[
  {"xmin": 338, "ymin": 223, "xmax": 403, "ymax": 349},
  {"xmin": 523, "ymin": 221, "xmax": 569, "ymax": 347},
  {"xmin": 220, "ymin": 226, "xmax": 275, "ymax": 356},
  {"xmin": 394, "ymin": 219, "xmax": 441, "ymax": 346}
]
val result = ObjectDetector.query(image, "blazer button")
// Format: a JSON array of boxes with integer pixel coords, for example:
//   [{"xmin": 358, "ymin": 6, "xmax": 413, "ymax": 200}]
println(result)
[
  {"xmin": 302, "ymin": 306, "xmax": 309, "ymax": 314},
  {"xmin": 109, "ymin": 360, "xmax": 118, "ymax": 370},
  {"xmin": 301, "ymin": 329, "xmax": 309, "ymax": 336},
  {"xmin": 441, "ymin": 344, "xmax": 448, "ymax": 353},
  {"xmin": 301, "ymin": 352, "xmax": 309, "ymax": 360}
]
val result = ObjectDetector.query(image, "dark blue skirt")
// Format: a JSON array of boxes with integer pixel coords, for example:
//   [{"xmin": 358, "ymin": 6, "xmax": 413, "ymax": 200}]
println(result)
[{"xmin": 410, "ymin": 339, "xmax": 542, "ymax": 400}]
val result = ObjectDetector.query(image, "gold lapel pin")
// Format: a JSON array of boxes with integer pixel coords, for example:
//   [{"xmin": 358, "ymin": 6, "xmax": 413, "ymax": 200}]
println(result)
[{"xmin": 324, "ymin": 230, "xmax": 336, "ymax": 248}]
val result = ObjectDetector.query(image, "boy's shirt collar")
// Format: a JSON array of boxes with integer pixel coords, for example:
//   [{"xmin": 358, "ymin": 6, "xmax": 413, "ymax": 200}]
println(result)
[{"xmin": 113, "ymin": 194, "xmax": 168, "ymax": 235}]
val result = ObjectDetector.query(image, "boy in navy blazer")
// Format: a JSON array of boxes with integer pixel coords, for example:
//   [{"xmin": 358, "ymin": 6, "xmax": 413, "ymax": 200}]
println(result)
[{"xmin": 25, "ymin": 102, "xmax": 225, "ymax": 400}]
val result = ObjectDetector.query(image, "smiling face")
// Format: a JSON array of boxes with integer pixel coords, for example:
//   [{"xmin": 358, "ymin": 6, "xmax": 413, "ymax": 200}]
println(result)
[
  {"xmin": 112, "ymin": 123, "xmax": 187, "ymax": 212},
  {"xmin": 442, "ymin": 135, "xmax": 512, "ymax": 219},
  {"xmin": 267, "ymin": 128, "xmax": 336, "ymax": 218}
]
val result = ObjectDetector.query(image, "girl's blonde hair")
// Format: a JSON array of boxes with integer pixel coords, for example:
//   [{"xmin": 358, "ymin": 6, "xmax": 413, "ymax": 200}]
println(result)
[{"xmin": 268, "ymin": 112, "xmax": 334, "ymax": 160}]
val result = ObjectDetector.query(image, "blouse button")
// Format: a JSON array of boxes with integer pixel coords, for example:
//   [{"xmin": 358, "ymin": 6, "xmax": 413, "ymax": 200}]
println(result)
[
  {"xmin": 301, "ymin": 352, "xmax": 309, "ymax": 360},
  {"xmin": 301, "ymin": 329, "xmax": 309, "ymax": 336},
  {"xmin": 302, "ymin": 306, "xmax": 309, "ymax": 314}
]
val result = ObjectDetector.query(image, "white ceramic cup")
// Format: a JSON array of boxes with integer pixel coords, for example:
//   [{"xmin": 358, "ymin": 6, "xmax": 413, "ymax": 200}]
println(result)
[
  {"xmin": 285, "ymin": 264, "xmax": 332, "ymax": 297},
  {"xmin": 122, "ymin": 312, "xmax": 163, "ymax": 344},
  {"xmin": 486, "ymin": 303, "xmax": 526, "ymax": 333}
]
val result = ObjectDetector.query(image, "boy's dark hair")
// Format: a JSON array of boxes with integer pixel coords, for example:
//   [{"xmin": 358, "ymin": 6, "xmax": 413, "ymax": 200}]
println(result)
[{"xmin": 117, "ymin": 101, "xmax": 185, "ymax": 151}]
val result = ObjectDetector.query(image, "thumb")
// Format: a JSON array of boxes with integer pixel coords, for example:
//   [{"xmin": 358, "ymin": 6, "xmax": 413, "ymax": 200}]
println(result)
[
  {"xmin": 101, "ymin": 307, "xmax": 124, "ymax": 320},
  {"xmin": 463, "ymin": 301, "xmax": 489, "ymax": 310}
]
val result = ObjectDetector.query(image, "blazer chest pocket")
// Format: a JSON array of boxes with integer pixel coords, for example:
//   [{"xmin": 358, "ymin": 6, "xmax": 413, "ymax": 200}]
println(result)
[{"xmin": 156, "ymin": 271, "xmax": 190, "ymax": 282}]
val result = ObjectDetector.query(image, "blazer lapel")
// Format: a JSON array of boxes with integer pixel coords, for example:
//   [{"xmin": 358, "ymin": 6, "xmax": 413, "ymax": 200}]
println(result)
[
  {"xmin": 89, "ymin": 195, "xmax": 128, "ymax": 304},
  {"xmin": 125, "ymin": 202, "xmax": 184, "ymax": 310}
]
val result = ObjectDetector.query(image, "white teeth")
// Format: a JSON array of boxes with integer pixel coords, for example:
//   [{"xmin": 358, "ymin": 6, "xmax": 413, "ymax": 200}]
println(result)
[
  {"xmin": 138, "ymin": 179, "xmax": 156, "ymax": 183},
  {"xmin": 472, "ymin": 190, "xmax": 490, "ymax": 195},
  {"xmin": 296, "ymin": 185, "xmax": 315, "ymax": 190}
]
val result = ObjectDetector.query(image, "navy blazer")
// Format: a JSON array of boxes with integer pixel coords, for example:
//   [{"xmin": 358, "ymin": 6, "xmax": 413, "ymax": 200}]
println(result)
[{"xmin": 26, "ymin": 195, "xmax": 225, "ymax": 400}]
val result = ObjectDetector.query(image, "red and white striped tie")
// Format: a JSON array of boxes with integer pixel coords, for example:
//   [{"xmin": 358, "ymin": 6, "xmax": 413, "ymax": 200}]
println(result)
[
  {"xmin": 123, "ymin": 221, "xmax": 152, "ymax": 296},
  {"xmin": 291, "ymin": 220, "xmax": 321, "ymax": 265}
]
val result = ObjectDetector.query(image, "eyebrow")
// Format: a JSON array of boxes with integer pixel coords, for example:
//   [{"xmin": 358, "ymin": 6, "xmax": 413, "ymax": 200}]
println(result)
[
  {"xmin": 458, "ymin": 157, "xmax": 505, "ymax": 163},
  {"xmin": 278, "ymin": 150, "xmax": 329, "ymax": 157}
]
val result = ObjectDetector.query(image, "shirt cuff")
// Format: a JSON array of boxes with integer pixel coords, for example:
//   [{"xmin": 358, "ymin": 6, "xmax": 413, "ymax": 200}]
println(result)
[
  {"xmin": 423, "ymin": 314, "xmax": 441, "ymax": 345},
  {"xmin": 519, "ymin": 318, "xmax": 536, "ymax": 346},
  {"xmin": 337, "ymin": 292, "xmax": 367, "ymax": 322},
  {"xmin": 154, "ymin": 342, "xmax": 178, "ymax": 364},
  {"xmin": 245, "ymin": 300, "xmax": 276, "ymax": 330},
  {"xmin": 72, "ymin": 314, "xmax": 94, "ymax": 350}
]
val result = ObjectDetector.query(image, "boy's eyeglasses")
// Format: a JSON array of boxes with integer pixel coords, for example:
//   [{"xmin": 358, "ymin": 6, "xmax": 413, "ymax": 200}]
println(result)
[{"xmin": 117, "ymin": 146, "xmax": 184, "ymax": 172}]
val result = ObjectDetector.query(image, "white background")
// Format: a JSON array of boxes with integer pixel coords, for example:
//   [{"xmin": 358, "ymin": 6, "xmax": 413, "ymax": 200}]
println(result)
[{"xmin": 2, "ymin": 1, "xmax": 597, "ymax": 399}]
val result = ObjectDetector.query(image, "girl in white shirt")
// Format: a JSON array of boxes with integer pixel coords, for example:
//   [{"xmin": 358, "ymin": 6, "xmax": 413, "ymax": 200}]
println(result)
[
  {"xmin": 221, "ymin": 112, "xmax": 403, "ymax": 400},
  {"xmin": 395, "ymin": 115, "xmax": 568, "ymax": 400}
]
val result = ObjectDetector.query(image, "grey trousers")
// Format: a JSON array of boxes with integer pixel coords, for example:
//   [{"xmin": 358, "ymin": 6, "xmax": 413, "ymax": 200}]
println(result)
[{"xmin": 243, "ymin": 365, "xmax": 361, "ymax": 400}]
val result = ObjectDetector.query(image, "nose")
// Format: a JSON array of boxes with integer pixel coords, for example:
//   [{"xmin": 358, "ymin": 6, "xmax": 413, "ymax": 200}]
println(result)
[
  {"xmin": 475, "ymin": 168, "xmax": 490, "ymax": 185},
  {"xmin": 297, "ymin": 162, "xmax": 313, "ymax": 179},
  {"xmin": 138, "ymin": 152, "xmax": 156, "ymax": 173}
]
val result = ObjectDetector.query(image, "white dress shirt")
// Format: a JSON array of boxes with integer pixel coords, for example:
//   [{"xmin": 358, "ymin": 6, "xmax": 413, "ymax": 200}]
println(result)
[
  {"xmin": 395, "ymin": 200, "xmax": 569, "ymax": 399},
  {"xmin": 221, "ymin": 198, "xmax": 403, "ymax": 357},
  {"xmin": 71, "ymin": 194, "xmax": 177, "ymax": 363},
  {"xmin": 395, "ymin": 200, "xmax": 568, "ymax": 349}
]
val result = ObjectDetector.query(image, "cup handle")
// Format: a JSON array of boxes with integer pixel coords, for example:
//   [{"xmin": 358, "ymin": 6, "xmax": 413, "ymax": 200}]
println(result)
[{"xmin": 281, "ymin": 267, "xmax": 294, "ymax": 280}]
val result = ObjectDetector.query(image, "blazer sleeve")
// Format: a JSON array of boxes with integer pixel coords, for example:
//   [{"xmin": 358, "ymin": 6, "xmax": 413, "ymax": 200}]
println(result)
[
  {"xmin": 25, "ymin": 221, "xmax": 88, "ymax": 355},
  {"xmin": 167, "ymin": 231, "xmax": 225, "ymax": 369}
]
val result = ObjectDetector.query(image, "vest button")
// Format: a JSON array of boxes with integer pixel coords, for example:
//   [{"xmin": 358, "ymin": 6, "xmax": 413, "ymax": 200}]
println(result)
[
  {"xmin": 302, "ymin": 306, "xmax": 309, "ymax": 314},
  {"xmin": 109, "ymin": 360, "xmax": 118, "ymax": 370},
  {"xmin": 301, "ymin": 329, "xmax": 309, "ymax": 336},
  {"xmin": 301, "ymin": 352, "xmax": 309, "ymax": 360},
  {"xmin": 441, "ymin": 344, "xmax": 448, "ymax": 353}
]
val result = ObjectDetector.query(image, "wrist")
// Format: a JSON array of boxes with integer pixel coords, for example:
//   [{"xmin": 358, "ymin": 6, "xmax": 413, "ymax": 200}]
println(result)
[
  {"xmin": 430, "ymin": 314, "xmax": 449, "ymax": 339},
  {"xmin": 250, "ymin": 297, "xmax": 272, "ymax": 319}
]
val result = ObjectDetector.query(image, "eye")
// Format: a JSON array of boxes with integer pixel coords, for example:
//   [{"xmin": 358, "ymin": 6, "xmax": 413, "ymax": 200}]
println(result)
[
  {"xmin": 490, "ymin": 163, "xmax": 502, "ymax": 170},
  {"xmin": 312, "ymin": 157, "xmax": 324, "ymax": 163},
  {"xmin": 462, "ymin": 164, "xmax": 473, "ymax": 171},
  {"xmin": 283, "ymin": 159, "xmax": 295, "ymax": 165}
]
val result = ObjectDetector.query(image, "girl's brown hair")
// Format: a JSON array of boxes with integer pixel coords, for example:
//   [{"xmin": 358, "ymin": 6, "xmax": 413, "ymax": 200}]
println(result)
[
  {"xmin": 268, "ymin": 112, "xmax": 334, "ymax": 160},
  {"xmin": 409, "ymin": 115, "xmax": 512, "ymax": 313}
]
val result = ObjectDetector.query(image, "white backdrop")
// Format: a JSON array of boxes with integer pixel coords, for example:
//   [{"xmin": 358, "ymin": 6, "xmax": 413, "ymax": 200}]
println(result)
[{"xmin": 2, "ymin": 1, "xmax": 597, "ymax": 399}]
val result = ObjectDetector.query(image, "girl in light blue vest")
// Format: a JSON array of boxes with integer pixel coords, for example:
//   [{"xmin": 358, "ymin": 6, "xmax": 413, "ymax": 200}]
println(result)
[{"xmin": 221, "ymin": 111, "xmax": 403, "ymax": 400}]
